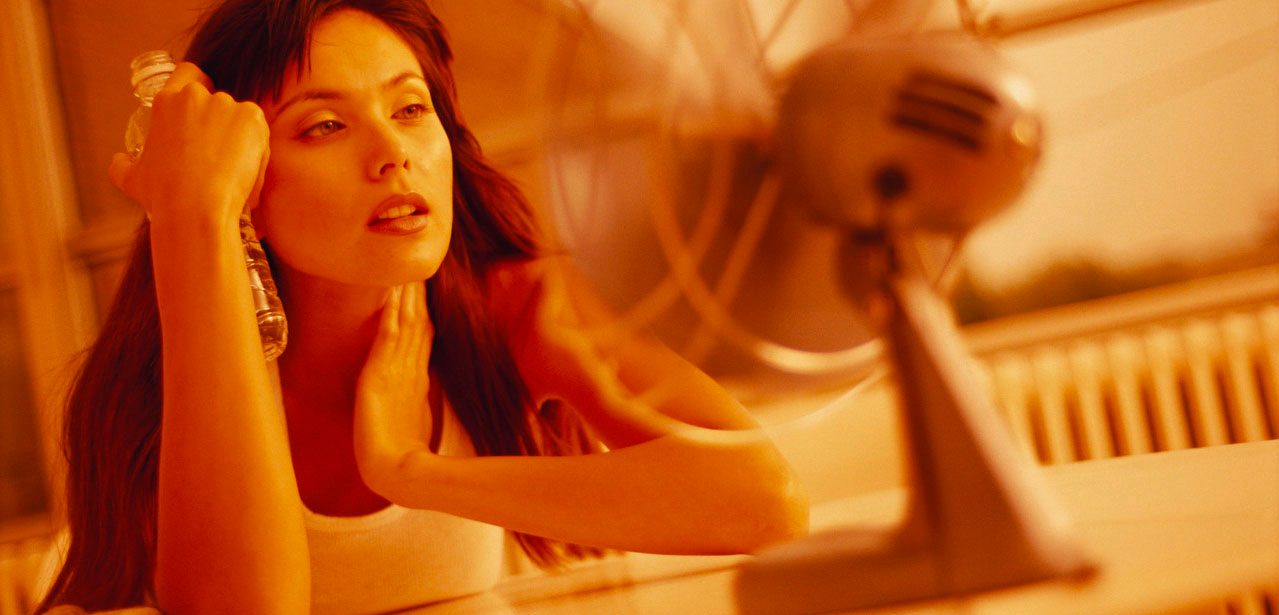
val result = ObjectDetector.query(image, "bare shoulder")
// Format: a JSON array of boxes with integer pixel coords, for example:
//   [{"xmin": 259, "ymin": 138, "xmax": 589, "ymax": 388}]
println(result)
[{"xmin": 484, "ymin": 255, "xmax": 757, "ymax": 432}]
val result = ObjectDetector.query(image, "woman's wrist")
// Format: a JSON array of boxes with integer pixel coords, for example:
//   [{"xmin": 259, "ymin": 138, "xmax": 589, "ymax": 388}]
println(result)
[
  {"xmin": 358, "ymin": 443, "xmax": 438, "ymax": 506},
  {"xmin": 146, "ymin": 193, "xmax": 243, "ymax": 239},
  {"xmin": 147, "ymin": 204, "xmax": 243, "ymax": 271},
  {"xmin": 353, "ymin": 399, "xmax": 434, "ymax": 502}
]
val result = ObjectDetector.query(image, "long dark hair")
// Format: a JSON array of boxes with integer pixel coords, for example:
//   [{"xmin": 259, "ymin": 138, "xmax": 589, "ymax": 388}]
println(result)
[{"xmin": 40, "ymin": 1, "xmax": 600, "ymax": 610}]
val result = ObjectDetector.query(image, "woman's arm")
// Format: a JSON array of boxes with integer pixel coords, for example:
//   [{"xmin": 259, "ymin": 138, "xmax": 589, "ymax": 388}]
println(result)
[
  {"xmin": 355, "ymin": 272, "xmax": 808, "ymax": 555},
  {"xmin": 373, "ymin": 431, "xmax": 805, "ymax": 554},
  {"xmin": 111, "ymin": 63, "xmax": 308, "ymax": 614}
]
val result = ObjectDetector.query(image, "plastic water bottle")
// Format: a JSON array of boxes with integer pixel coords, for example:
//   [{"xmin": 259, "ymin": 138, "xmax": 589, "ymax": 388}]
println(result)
[
  {"xmin": 124, "ymin": 51, "xmax": 174, "ymax": 159},
  {"xmin": 126, "ymin": 50, "xmax": 288, "ymax": 360}
]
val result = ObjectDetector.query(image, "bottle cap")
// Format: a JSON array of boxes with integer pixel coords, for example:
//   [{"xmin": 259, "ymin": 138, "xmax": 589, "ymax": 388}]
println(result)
[{"xmin": 130, "ymin": 50, "xmax": 176, "ymax": 88}]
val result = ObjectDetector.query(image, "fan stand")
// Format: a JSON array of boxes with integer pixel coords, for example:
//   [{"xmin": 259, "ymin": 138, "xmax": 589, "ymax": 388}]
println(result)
[{"xmin": 734, "ymin": 229, "xmax": 1096, "ymax": 615}]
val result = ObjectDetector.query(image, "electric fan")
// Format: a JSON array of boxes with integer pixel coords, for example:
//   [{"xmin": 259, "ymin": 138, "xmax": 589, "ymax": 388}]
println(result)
[
  {"xmin": 528, "ymin": 1, "xmax": 941, "ymax": 394},
  {"xmin": 435, "ymin": 0, "xmax": 1201, "ymax": 612}
]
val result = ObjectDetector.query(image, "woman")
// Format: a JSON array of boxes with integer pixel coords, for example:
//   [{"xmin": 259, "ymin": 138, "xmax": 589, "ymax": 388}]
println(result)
[{"xmin": 39, "ymin": 1, "xmax": 807, "ymax": 613}]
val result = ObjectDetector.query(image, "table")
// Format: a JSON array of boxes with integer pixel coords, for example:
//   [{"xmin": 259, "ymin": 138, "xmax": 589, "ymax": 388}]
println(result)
[{"xmin": 409, "ymin": 440, "xmax": 1279, "ymax": 615}]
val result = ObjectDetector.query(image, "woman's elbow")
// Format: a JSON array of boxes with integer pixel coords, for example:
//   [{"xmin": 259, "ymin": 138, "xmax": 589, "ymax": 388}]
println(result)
[
  {"xmin": 751, "ymin": 470, "xmax": 811, "ymax": 549},
  {"xmin": 715, "ymin": 462, "xmax": 809, "ymax": 553}
]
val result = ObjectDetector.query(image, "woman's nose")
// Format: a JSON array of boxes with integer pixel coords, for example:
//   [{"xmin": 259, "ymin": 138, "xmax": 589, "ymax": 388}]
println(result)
[{"xmin": 367, "ymin": 124, "xmax": 411, "ymax": 180}]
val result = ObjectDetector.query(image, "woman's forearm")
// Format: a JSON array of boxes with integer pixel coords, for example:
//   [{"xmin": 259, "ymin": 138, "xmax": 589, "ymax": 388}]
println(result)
[
  {"xmin": 149, "ymin": 213, "xmax": 309, "ymax": 614},
  {"xmin": 368, "ymin": 430, "xmax": 808, "ymax": 555}
]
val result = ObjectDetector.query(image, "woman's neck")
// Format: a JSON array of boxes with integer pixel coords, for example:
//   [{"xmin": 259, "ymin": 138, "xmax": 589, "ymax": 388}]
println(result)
[{"xmin": 275, "ymin": 268, "xmax": 389, "ymax": 410}]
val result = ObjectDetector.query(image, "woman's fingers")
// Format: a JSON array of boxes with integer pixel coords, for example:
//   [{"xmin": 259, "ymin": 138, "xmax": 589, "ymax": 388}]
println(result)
[
  {"xmin": 381, "ymin": 284, "xmax": 403, "ymax": 338},
  {"xmin": 402, "ymin": 281, "xmax": 419, "ymax": 356},
  {"xmin": 116, "ymin": 60, "xmax": 268, "ymax": 225},
  {"xmin": 245, "ymin": 144, "xmax": 271, "ymax": 213},
  {"xmin": 363, "ymin": 284, "xmax": 398, "ymax": 368},
  {"xmin": 398, "ymin": 281, "xmax": 433, "ymax": 363},
  {"xmin": 355, "ymin": 282, "xmax": 434, "ymax": 478},
  {"xmin": 370, "ymin": 282, "xmax": 434, "ymax": 364},
  {"xmin": 159, "ymin": 61, "xmax": 214, "ymax": 96},
  {"xmin": 400, "ymin": 279, "xmax": 418, "ymax": 327}
]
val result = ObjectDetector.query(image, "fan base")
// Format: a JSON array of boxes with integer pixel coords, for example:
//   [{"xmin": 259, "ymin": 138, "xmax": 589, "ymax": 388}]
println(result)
[{"xmin": 735, "ymin": 523, "xmax": 1093, "ymax": 615}]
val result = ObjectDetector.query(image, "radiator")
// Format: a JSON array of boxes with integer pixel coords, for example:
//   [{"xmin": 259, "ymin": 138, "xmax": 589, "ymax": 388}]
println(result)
[
  {"xmin": 974, "ymin": 294, "xmax": 1279, "ymax": 615},
  {"xmin": 981, "ymin": 302, "xmax": 1279, "ymax": 463}
]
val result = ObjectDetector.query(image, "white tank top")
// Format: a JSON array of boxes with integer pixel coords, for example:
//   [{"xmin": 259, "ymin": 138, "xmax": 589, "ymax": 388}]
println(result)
[
  {"xmin": 304, "ymin": 504, "xmax": 504, "ymax": 615},
  {"xmin": 267, "ymin": 362, "xmax": 506, "ymax": 615}
]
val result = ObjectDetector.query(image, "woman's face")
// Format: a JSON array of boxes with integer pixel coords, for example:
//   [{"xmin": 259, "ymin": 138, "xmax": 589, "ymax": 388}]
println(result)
[{"xmin": 257, "ymin": 9, "xmax": 454, "ymax": 289}]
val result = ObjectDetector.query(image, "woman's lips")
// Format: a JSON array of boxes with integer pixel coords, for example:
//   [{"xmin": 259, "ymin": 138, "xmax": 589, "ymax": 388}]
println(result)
[
  {"xmin": 368, "ymin": 214, "xmax": 429, "ymax": 234},
  {"xmin": 368, "ymin": 193, "xmax": 430, "ymax": 235}
]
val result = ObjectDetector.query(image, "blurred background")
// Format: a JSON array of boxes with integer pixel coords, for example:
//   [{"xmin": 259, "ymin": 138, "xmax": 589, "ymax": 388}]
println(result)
[{"xmin": 0, "ymin": 0, "xmax": 1275, "ymax": 574}]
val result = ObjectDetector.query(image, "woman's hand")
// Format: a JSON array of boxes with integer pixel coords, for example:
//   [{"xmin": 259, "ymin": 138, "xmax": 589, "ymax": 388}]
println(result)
[
  {"xmin": 108, "ymin": 62, "xmax": 269, "ymax": 229},
  {"xmin": 354, "ymin": 282, "xmax": 436, "ymax": 495}
]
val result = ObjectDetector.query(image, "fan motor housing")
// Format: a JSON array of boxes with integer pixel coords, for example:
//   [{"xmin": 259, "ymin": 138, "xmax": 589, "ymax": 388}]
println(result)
[{"xmin": 776, "ymin": 33, "xmax": 1043, "ymax": 234}]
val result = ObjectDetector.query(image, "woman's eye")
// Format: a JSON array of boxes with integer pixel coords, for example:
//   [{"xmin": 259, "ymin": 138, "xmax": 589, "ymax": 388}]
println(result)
[
  {"xmin": 301, "ymin": 119, "xmax": 344, "ymax": 138},
  {"xmin": 395, "ymin": 103, "xmax": 430, "ymax": 120}
]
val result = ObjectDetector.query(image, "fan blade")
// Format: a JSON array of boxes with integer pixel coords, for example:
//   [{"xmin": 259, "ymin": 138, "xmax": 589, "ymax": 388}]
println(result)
[
  {"xmin": 573, "ymin": 0, "xmax": 773, "ymax": 131},
  {"xmin": 851, "ymin": 0, "xmax": 935, "ymax": 38},
  {"xmin": 979, "ymin": 0, "xmax": 1226, "ymax": 39}
]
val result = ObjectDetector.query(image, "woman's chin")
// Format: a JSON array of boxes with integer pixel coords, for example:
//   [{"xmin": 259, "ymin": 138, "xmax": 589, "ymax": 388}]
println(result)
[
  {"xmin": 273, "ymin": 255, "xmax": 446, "ymax": 294},
  {"xmin": 356, "ymin": 261, "xmax": 446, "ymax": 287}
]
